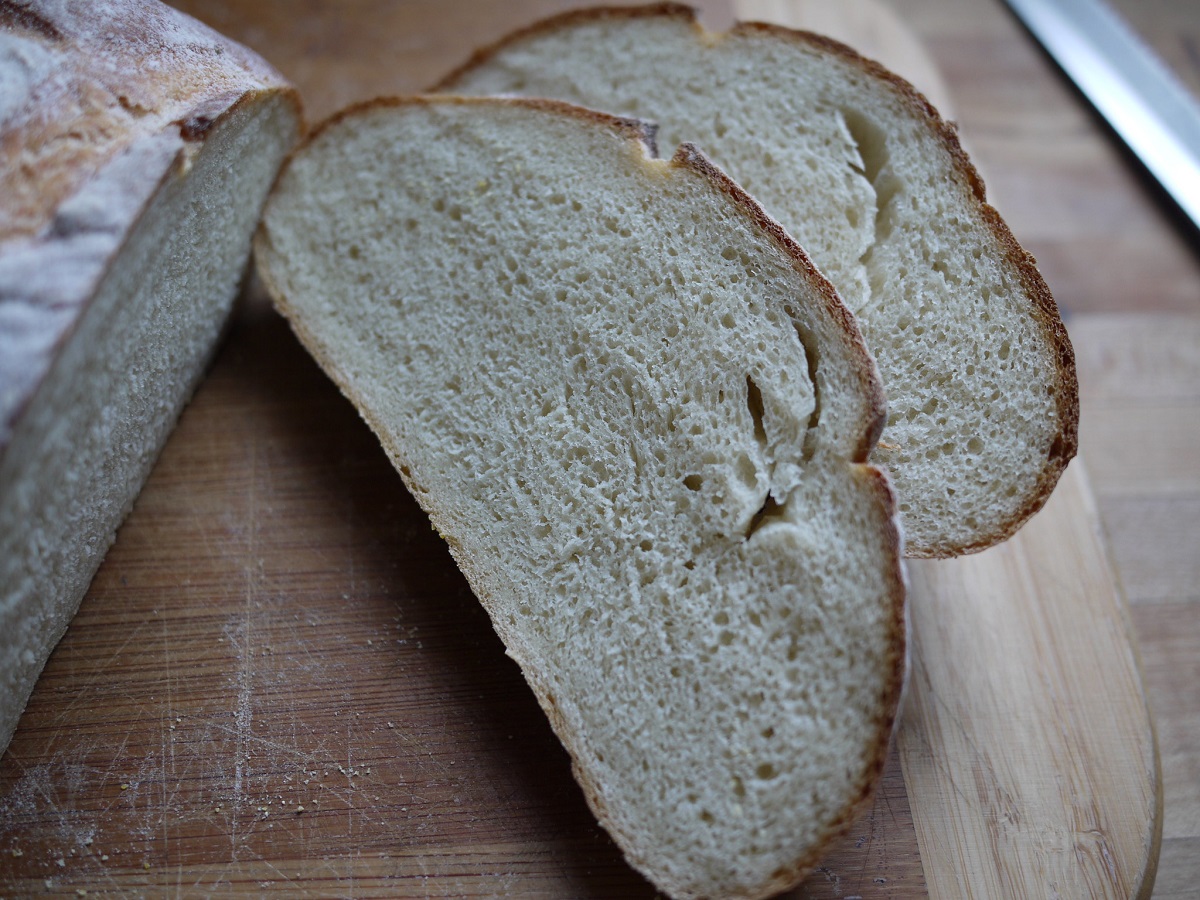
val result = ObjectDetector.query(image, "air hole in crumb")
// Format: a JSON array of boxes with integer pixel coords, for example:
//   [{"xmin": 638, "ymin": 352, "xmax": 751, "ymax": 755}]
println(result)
[
  {"xmin": 755, "ymin": 763, "xmax": 778, "ymax": 780},
  {"xmin": 745, "ymin": 495, "xmax": 786, "ymax": 539},
  {"xmin": 745, "ymin": 376, "xmax": 767, "ymax": 446},
  {"xmin": 684, "ymin": 474, "xmax": 703, "ymax": 491},
  {"xmin": 736, "ymin": 452, "xmax": 758, "ymax": 490}
]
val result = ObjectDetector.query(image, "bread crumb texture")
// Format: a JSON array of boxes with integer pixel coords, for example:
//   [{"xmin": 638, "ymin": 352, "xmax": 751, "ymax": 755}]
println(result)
[
  {"xmin": 258, "ymin": 98, "xmax": 905, "ymax": 900},
  {"xmin": 439, "ymin": 7, "xmax": 1078, "ymax": 557}
]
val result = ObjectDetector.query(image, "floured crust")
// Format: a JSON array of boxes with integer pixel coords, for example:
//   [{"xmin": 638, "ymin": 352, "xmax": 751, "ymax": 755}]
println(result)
[
  {"xmin": 0, "ymin": 0, "xmax": 301, "ymax": 455},
  {"xmin": 256, "ymin": 94, "xmax": 907, "ymax": 900},
  {"xmin": 0, "ymin": 0, "xmax": 293, "ymax": 239}
]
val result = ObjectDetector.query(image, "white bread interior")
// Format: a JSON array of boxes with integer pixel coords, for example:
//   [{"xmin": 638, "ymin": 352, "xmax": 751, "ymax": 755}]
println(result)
[{"xmin": 256, "ymin": 96, "xmax": 906, "ymax": 900}]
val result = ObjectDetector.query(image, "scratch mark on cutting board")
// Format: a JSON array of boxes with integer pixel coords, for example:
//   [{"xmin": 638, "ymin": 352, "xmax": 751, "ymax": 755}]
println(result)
[
  {"xmin": 159, "ymin": 608, "xmax": 177, "ymax": 864},
  {"xmin": 231, "ymin": 427, "xmax": 260, "ymax": 855},
  {"xmin": 224, "ymin": 602, "xmax": 258, "ymax": 861},
  {"xmin": 45, "ymin": 619, "xmax": 153, "ymax": 730},
  {"xmin": 231, "ymin": 614, "xmax": 252, "ymax": 807}
]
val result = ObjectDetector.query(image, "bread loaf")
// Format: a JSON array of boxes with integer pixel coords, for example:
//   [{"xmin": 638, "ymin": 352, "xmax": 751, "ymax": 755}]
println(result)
[
  {"xmin": 0, "ymin": 0, "xmax": 301, "ymax": 751},
  {"xmin": 436, "ymin": 3, "xmax": 1080, "ymax": 557},
  {"xmin": 256, "ymin": 95, "xmax": 907, "ymax": 900}
]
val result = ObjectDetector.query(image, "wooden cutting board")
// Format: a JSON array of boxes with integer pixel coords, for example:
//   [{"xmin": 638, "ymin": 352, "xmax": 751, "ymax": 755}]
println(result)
[{"xmin": 0, "ymin": 2, "xmax": 1160, "ymax": 897}]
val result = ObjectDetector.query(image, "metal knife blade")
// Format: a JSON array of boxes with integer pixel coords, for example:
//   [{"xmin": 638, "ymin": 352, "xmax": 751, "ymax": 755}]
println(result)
[{"xmin": 1003, "ymin": 0, "xmax": 1200, "ymax": 231}]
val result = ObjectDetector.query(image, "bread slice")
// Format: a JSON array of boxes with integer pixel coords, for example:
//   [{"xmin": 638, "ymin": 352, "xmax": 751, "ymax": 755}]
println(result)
[
  {"xmin": 0, "ymin": 0, "xmax": 301, "ymax": 751},
  {"xmin": 256, "ymin": 96, "xmax": 907, "ymax": 900},
  {"xmin": 436, "ymin": 3, "xmax": 1079, "ymax": 557}
]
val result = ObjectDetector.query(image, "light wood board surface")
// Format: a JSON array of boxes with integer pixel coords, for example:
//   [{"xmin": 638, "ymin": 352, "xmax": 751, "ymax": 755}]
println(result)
[{"xmin": 3, "ymin": 0, "xmax": 1194, "ymax": 896}]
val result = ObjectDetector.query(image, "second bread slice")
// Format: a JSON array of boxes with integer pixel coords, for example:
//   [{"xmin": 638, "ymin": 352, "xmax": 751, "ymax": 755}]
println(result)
[
  {"xmin": 436, "ymin": 4, "xmax": 1080, "ymax": 557},
  {"xmin": 256, "ymin": 96, "xmax": 906, "ymax": 900}
]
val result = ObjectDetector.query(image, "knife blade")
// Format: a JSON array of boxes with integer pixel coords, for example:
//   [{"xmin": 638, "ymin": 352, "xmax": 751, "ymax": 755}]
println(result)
[{"xmin": 1002, "ymin": 0, "xmax": 1200, "ymax": 231}]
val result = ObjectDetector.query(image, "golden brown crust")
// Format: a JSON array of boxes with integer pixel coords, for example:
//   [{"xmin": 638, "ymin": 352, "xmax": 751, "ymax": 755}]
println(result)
[
  {"xmin": 299, "ymin": 93, "xmax": 658, "ymax": 161},
  {"xmin": 431, "ymin": 2, "xmax": 700, "ymax": 92}
]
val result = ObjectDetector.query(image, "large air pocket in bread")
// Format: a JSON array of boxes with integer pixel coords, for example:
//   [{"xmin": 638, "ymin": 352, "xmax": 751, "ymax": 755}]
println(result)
[{"xmin": 256, "ymin": 96, "xmax": 906, "ymax": 900}]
